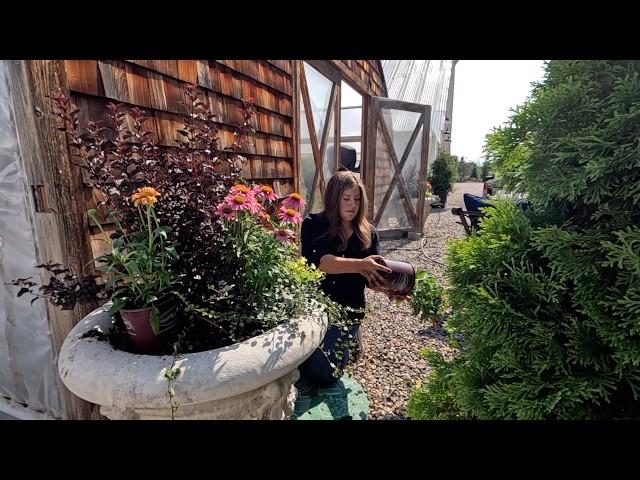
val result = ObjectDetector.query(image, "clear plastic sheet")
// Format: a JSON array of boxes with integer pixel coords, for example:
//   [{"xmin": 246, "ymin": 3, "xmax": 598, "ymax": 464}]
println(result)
[{"xmin": 0, "ymin": 61, "xmax": 65, "ymax": 419}]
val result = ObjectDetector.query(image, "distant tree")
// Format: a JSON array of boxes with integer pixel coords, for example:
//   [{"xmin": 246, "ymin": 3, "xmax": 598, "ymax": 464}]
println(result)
[
  {"xmin": 457, "ymin": 156, "xmax": 467, "ymax": 180},
  {"xmin": 481, "ymin": 161, "xmax": 489, "ymax": 178},
  {"xmin": 470, "ymin": 163, "xmax": 478, "ymax": 179}
]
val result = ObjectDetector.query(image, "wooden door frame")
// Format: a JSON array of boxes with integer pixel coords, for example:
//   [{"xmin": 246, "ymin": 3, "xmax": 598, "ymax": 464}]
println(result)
[{"xmin": 295, "ymin": 61, "xmax": 341, "ymax": 210}]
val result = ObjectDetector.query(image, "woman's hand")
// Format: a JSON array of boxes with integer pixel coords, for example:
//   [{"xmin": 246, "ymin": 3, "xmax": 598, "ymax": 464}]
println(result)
[{"xmin": 359, "ymin": 255, "xmax": 391, "ymax": 287}]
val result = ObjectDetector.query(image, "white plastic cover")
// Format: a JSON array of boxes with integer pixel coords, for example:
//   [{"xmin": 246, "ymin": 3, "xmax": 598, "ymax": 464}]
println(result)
[
  {"xmin": 0, "ymin": 60, "xmax": 65, "ymax": 419},
  {"xmin": 382, "ymin": 60, "xmax": 455, "ymax": 166}
]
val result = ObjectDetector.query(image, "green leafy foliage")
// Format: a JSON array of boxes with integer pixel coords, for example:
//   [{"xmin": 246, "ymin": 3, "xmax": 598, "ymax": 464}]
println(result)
[
  {"xmin": 90, "ymin": 203, "xmax": 180, "ymax": 334},
  {"xmin": 407, "ymin": 348, "xmax": 466, "ymax": 420},
  {"xmin": 410, "ymin": 270, "xmax": 445, "ymax": 323},
  {"xmin": 420, "ymin": 61, "xmax": 640, "ymax": 420},
  {"xmin": 428, "ymin": 150, "xmax": 457, "ymax": 193}
]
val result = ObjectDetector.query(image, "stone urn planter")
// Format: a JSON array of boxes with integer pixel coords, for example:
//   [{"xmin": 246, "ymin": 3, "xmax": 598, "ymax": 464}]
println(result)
[
  {"xmin": 436, "ymin": 190, "xmax": 449, "ymax": 207},
  {"xmin": 58, "ymin": 304, "xmax": 328, "ymax": 420}
]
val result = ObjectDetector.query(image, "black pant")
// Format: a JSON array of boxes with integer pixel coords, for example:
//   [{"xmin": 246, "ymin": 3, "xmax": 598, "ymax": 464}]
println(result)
[{"xmin": 299, "ymin": 323, "xmax": 360, "ymax": 387}]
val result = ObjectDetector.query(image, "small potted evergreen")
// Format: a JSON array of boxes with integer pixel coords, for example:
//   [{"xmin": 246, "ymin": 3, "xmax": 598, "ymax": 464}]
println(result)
[{"xmin": 428, "ymin": 151, "xmax": 456, "ymax": 207}]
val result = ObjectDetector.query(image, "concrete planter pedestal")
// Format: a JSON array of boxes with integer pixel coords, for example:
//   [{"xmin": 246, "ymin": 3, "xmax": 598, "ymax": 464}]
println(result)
[{"xmin": 58, "ymin": 305, "xmax": 327, "ymax": 420}]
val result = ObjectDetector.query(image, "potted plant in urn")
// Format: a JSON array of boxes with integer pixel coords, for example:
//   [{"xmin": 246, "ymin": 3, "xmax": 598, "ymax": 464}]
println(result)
[
  {"xmin": 9, "ymin": 84, "xmax": 348, "ymax": 419},
  {"xmin": 14, "ymin": 185, "xmax": 182, "ymax": 355},
  {"xmin": 88, "ymin": 186, "xmax": 181, "ymax": 354}
]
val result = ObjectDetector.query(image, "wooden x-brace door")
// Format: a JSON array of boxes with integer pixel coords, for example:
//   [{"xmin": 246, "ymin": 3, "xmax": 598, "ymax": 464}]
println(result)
[{"xmin": 364, "ymin": 97, "xmax": 431, "ymax": 237}]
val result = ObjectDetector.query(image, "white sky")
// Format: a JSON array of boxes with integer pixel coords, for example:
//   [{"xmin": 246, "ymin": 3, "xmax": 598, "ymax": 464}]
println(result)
[{"xmin": 450, "ymin": 60, "xmax": 546, "ymax": 163}]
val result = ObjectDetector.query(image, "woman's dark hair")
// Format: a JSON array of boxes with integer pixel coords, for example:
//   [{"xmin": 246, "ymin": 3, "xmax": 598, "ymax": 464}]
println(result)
[{"xmin": 322, "ymin": 171, "xmax": 372, "ymax": 251}]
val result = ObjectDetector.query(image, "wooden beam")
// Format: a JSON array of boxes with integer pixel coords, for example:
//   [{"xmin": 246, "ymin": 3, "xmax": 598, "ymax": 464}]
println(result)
[
  {"xmin": 331, "ymin": 60, "xmax": 373, "ymax": 97},
  {"xmin": 375, "ymin": 60, "xmax": 389, "ymax": 97},
  {"xmin": 7, "ymin": 60, "xmax": 103, "ymax": 420},
  {"xmin": 374, "ymin": 98, "xmax": 425, "ymax": 113},
  {"xmin": 305, "ymin": 60, "xmax": 341, "ymax": 85},
  {"xmin": 299, "ymin": 70, "xmax": 322, "ymax": 209},
  {"xmin": 417, "ymin": 105, "xmax": 432, "ymax": 233},
  {"xmin": 292, "ymin": 60, "xmax": 300, "ymax": 195},
  {"xmin": 318, "ymin": 83, "xmax": 336, "ymax": 196},
  {"xmin": 363, "ymin": 95, "xmax": 377, "ymax": 221}
]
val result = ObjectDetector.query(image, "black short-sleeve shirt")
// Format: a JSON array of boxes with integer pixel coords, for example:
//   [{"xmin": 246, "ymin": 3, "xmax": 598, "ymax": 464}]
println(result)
[{"xmin": 300, "ymin": 213, "xmax": 381, "ymax": 319}]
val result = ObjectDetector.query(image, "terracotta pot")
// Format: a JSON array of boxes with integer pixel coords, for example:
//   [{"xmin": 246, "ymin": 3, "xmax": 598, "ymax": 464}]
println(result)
[{"xmin": 120, "ymin": 294, "xmax": 180, "ymax": 354}]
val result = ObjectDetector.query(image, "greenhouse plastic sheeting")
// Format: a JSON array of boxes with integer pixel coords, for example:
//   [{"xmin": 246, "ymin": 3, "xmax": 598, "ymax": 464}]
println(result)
[
  {"xmin": 382, "ymin": 60, "xmax": 454, "ymax": 165},
  {"xmin": 0, "ymin": 61, "xmax": 65, "ymax": 419}
]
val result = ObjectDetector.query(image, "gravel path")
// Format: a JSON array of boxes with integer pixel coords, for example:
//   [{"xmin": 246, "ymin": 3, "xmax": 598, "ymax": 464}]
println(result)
[{"xmin": 346, "ymin": 182, "xmax": 483, "ymax": 420}]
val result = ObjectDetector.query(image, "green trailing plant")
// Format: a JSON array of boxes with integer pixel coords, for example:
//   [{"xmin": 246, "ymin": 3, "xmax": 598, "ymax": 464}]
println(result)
[
  {"xmin": 410, "ymin": 270, "xmax": 445, "ymax": 323},
  {"xmin": 164, "ymin": 339, "xmax": 183, "ymax": 420}
]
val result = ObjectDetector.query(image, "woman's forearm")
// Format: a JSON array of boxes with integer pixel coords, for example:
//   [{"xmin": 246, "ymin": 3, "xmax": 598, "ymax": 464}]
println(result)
[{"xmin": 319, "ymin": 254, "xmax": 363, "ymax": 274}]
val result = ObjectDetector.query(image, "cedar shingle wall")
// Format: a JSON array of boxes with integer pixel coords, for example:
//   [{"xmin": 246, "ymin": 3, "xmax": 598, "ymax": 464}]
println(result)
[
  {"xmin": 63, "ymin": 59, "xmax": 297, "ymax": 261},
  {"xmin": 64, "ymin": 60, "xmax": 296, "ymax": 186}
]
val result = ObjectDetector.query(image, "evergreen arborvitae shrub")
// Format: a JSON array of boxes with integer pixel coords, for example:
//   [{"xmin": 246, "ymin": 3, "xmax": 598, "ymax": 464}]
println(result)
[
  {"xmin": 406, "ymin": 348, "xmax": 466, "ymax": 420},
  {"xmin": 418, "ymin": 60, "xmax": 640, "ymax": 420},
  {"xmin": 428, "ymin": 150, "xmax": 457, "ymax": 193}
]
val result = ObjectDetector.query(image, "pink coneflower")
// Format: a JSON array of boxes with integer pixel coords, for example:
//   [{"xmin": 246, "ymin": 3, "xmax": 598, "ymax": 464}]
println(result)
[
  {"xmin": 215, "ymin": 202, "xmax": 237, "ymax": 221},
  {"xmin": 253, "ymin": 184, "xmax": 278, "ymax": 202},
  {"xmin": 278, "ymin": 206, "xmax": 302, "ymax": 224},
  {"xmin": 282, "ymin": 192, "xmax": 305, "ymax": 211},
  {"xmin": 274, "ymin": 227, "xmax": 295, "ymax": 243},
  {"xmin": 230, "ymin": 184, "xmax": 252, "ymax": 196},
  {"xmin": 225, "ymin": 194, "xmax": 253, "ymax": 211},
  {"xmin": 249, "ymin": 196, "xmax": 262, "ymax": 214}
]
